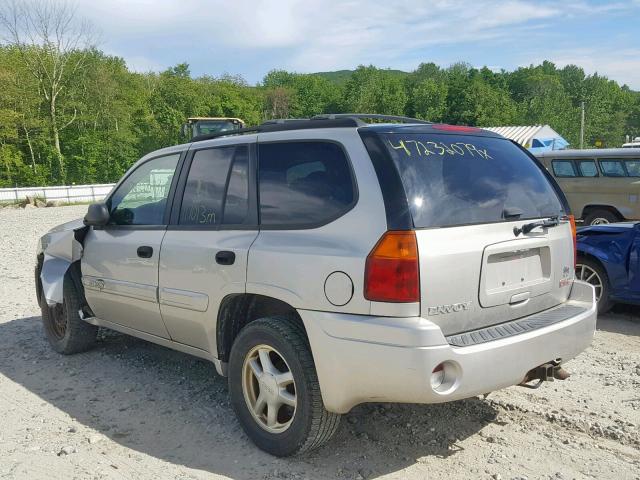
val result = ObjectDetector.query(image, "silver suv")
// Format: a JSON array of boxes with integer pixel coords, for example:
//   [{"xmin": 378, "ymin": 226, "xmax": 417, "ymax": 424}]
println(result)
[{"xmin": 35, "ymin": 114, "xmax": 597, "ymax": 456}]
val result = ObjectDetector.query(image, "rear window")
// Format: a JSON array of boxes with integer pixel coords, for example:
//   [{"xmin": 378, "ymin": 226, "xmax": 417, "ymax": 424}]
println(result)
[{"xmin": 380, "ymin": 133, "xmax": 566, "ymax": 228}]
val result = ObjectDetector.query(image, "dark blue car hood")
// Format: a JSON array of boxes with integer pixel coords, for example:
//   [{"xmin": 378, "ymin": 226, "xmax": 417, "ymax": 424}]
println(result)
[{"xmin": 577, "ymin": 222, "xmax": 639, "ymax": 235}]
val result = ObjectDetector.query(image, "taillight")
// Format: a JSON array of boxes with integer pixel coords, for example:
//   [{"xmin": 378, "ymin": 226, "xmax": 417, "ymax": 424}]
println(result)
[
  {"xmin": 568, "ymin": 214, "xmax": 577, "ymax": 267},
  {"xmin": 364, "ymin": 231, "xmax": 419, "ymax": 303}
]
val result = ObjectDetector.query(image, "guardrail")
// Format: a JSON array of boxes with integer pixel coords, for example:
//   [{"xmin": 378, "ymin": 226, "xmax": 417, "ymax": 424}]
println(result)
[{"xmin": 0, "ymin": 183, "xmax": 115, "ymax": 204}]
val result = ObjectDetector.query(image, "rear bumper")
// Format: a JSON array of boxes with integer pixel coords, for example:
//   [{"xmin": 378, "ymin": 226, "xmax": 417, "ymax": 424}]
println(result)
[{"xmin": 299, "ymin": 281, "xmax": 596, "ymax": 414}]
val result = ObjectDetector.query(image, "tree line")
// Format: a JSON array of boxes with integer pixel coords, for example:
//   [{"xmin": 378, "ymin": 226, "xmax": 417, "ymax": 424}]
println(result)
[{"xmin": 0, "ymin": 36, "xmax": 638, "ymax": 188}]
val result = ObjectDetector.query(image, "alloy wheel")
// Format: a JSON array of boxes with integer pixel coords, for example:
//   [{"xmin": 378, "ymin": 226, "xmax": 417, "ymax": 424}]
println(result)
[
  {"xmin": 576, "ymin": 263, "xmax": 603, "ymax": 302},
  {"xmin": 242, "ymin": 344, "xmax": 297, "ymax": 433}
]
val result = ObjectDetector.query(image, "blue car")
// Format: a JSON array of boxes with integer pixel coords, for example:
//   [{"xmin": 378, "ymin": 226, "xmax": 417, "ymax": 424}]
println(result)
[{"xmin": 576, "ymin": 222, "xmax": 640, "ymax": 313}]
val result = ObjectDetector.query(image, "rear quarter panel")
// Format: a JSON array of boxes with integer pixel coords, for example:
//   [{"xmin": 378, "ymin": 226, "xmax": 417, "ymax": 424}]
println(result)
[{"xmin": 246, "ymin": 128, "xmax": 391, "ymax": 315}]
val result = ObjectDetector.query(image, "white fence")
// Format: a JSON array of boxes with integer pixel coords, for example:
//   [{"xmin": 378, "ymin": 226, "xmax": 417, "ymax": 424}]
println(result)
[{"xmin": 0, "ymin": 183, "xmax": 115, "ymax": 203}]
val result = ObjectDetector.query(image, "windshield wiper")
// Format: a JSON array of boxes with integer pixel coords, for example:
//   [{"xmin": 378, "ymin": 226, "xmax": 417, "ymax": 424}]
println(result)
[{"xmin": 513, "ymin": 216, "xmax": 560, "ymax": 236}]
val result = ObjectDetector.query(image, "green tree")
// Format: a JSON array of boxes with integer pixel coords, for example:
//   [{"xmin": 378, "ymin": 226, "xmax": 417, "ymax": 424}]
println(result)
[
  {"xmin": 459, "ymin": 80, "xmax": 517, "ymax": 126},
  {"xmin": 342, "ymin": 65, "xmax": 407, "ymax": 115},
  {"xmin": 411, "ymin": 79, "xmax": 448, "ymax": 122},
  {"xmin": 263, "ymin": 70, "xmax": 340, "ymax": 117},
  {"xmin": 0, "ymin": 0, "xmax": 95, "ymax": 181}
]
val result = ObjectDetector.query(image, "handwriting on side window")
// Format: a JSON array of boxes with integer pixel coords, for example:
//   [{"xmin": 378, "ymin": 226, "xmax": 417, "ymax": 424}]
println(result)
[
  {"xmin": 186, "ymin": 204, "xmax": 216, "ymax": 224},
  {"xmin": 388, "ymin": 139, "xmax": 493, "ymax": 159}
]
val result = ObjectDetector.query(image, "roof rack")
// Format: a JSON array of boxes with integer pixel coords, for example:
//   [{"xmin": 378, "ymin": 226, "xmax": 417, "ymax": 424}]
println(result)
[
  {"xmin": 311, "ymin": 113, "xmax": 431, "ymax": 124},
  {"xmin": 190, "ymin": 113, "xmax": 429, "ymax": 143}
]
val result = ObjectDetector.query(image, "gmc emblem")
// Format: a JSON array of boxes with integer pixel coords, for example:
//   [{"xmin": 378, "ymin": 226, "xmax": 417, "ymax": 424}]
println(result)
[{"xmin": 427, "ymin": 301, "xmax": 472, "ymax": 316}]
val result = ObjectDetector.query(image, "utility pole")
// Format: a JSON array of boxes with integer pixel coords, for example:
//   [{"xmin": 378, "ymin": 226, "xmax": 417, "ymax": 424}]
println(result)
[{"xmin": 580, "ymin": 101, "xmax": 585, "ymax": 149}]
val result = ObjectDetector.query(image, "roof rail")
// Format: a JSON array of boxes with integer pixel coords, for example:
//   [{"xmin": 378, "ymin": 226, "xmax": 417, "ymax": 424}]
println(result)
[
  {"xmin": 261, "ymin": 118, "xmax": 309, "ymax": 125},
  {"xmin": 190, "ymin": 113, "xmax": 429, "ymax": 143},
  {"xmin": 312, "ymin": 113, "xmax": 431, "ymax": 124},
  {"xmin": 191, "ymin": 127, "xmax": 261, "ymax": 143}
]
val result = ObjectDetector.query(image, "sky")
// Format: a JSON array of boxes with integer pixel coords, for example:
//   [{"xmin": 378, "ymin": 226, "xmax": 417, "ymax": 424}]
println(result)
[{"xmin": 72, "ymin": 0, "xmax": 640, "ymax": 88}]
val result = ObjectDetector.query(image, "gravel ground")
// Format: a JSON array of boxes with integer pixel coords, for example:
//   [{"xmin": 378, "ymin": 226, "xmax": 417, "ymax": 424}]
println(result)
[{"xmin": 0, "ymin": 205, "xmax": 639, "ymax": 480}]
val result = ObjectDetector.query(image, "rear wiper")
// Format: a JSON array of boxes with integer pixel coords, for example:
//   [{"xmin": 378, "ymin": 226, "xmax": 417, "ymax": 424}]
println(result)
[{"xmin": 513, "ymin": 216, "xmax": 560, "ymax": 236}]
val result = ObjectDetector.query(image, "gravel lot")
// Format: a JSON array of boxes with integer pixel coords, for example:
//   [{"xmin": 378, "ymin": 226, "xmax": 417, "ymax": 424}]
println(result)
[{"xmin": 0, "ymin": 205, "xmax": 639, "ymax": 480}]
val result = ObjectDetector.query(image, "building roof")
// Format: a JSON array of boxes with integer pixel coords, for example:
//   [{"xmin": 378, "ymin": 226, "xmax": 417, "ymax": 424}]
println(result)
[{"xmin": 483, "ymin": 125, "xmax": 559, "ymax": 146}]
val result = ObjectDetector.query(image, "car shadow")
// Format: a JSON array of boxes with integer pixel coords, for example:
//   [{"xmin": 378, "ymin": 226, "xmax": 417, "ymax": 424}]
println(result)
[
  {"xmin": 598, "ymin": 305, "xmax": 640, "ymax": 337},
  {"xmin": 0, "ymin": 316, "xmax": 498, "ymax": 479}
]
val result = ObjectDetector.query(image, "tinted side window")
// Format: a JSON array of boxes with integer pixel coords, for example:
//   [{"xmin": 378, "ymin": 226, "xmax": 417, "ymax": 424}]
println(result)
[
  {"xmin": 551, "ymin": 160, "xmax": 577, "ymax": 177},
  {"xmin": 625, "ymin": 159, "xmax": 640, "ymax": 177},
  {"xmin": 222, "ymin": 147, "xmax": 249, "ymax": 224},
  {"xmin": 599, "ymin": 160, "xmax": 626, "ymax": 177},
  {"xmin": 109, "ymin": 154, "xmax": 180, "ymax": 226},
  {"xmin": 577, "ymin": 160, "xmax": 598, "ymax": 177},
  {"xmin": 258, "ymin": 142, "xmax": 355, "ymax": 227},
  {"xmin": 180, "ymin": 147, "xmax": 235, "ymax": 225}
]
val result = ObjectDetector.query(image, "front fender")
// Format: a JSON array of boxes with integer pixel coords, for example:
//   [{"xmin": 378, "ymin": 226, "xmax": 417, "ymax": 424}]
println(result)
[
  {"xmin": 577, "ymin": 241, "xmax": 628, "ymax": 290},
  {"xmin": 578, "ymin": 242, "xmax": 619, "ymax": 265},
  {"xmin": 38, "ymin": 221, "xmax": 87, "ymax": 306}
]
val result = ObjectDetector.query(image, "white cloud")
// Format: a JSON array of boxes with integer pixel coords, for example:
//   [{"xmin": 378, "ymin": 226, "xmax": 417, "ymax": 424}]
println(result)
[{"xmin": 65, "ymin": 0, "xmax": 640, "ymax": 87}]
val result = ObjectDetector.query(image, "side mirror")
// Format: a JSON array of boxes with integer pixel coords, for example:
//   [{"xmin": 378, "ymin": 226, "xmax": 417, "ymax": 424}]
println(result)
[
  {"xmin": 180, "ymin": 123, "xmax": 189, "ymax": 138},
  {"xmin": 84, "ymin": 202, "xmax": 110, "ymax": 226}
]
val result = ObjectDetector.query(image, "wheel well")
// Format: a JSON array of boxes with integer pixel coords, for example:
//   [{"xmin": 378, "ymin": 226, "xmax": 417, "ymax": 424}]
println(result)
[
  {"xmin": 576, "ymin": 252, "xmax": 608, "ymax": 277},
  {"xmin": 35, "ymin": 253, "xmax": 44, "ymax": 305},
  {"xmin": 581, "ymin": 205, "xmax": 623, "ymax": 220},
  {"xmin": 216, "ymin": 294, "xmax": 305, "ymax": 363},
  {"xmin": 36, "ymin": 256, "xmax": 91, "ymax": 314}
]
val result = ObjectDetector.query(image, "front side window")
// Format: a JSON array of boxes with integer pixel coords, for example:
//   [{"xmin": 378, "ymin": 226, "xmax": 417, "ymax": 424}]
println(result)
[
  {"xmin": 109, "ymin": 154, "xmax": 180, "ymax": 225},
  {"xmin": 179, "ymin": 146, "xmax": 249, "ymax": 226},
  {"xmin": 258, "ymin": 142, "xmax": 355, "ymax": 227},
  {"xmin": 552, "ymin": 160, "xmax": 577, "ymax": 178},
  {"xmin": 599, "ymin": 160, "xmax": 626, "ymax": 177},
  {"xmin": 577, "ymin": 160, "xmax": 598, "ymax": 177}
]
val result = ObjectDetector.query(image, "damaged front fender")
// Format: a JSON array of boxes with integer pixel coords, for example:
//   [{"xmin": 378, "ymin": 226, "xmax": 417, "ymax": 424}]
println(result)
[{"xmin": 37, "ymin": 218, "xmax": 88, "ymax": 306}]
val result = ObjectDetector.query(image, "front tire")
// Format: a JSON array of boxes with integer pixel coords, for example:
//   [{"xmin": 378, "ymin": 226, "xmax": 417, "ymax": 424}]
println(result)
[
  {"xmin": 228, "ymin": 316, "xmax": 340, "ymax": 456},
  {"xmin": 41, "ymin": 275, "xmax": 98, "ymax": 354}
]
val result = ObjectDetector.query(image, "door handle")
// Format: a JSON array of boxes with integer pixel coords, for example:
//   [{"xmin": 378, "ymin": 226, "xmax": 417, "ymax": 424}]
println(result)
[
  {"xmin": 215, "ymin": 250, "xmax": 235, "ymax": 265},
  {"xmin": 137, "ymin": 246, "xmax": 153, "ymax": 258}
]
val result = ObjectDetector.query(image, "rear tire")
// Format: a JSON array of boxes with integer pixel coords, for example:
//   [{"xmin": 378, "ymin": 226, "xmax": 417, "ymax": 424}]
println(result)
[
  {"xmin": 228, "ymin": 316, "xmax": 340, "ymax": 456},
  {"xmin": 576, "ymin": 256, "xmax": 612, "ymax": 314},
  {"xmin": 583, "ymin": 209, "xmax": 619, "ymax": 226},
  {"xmin": 41, "ymin": 275, "xmax": 98, "ymax": 354}
]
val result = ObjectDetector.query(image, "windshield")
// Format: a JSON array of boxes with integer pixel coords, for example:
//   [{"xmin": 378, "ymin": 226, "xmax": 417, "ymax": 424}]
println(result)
[
  {"xmin": 195, "ymin": 121, "xmax": 237, "ymax": 136},
  {"xmin": 379, "ymin": 132, "xmax": 566, "ymax": 228}
]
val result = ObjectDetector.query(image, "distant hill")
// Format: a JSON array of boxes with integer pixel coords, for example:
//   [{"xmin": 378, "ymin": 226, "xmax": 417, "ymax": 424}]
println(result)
[{"xmin": 313, "ymin": 69, "xmax": 409, "ymax": 84}]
